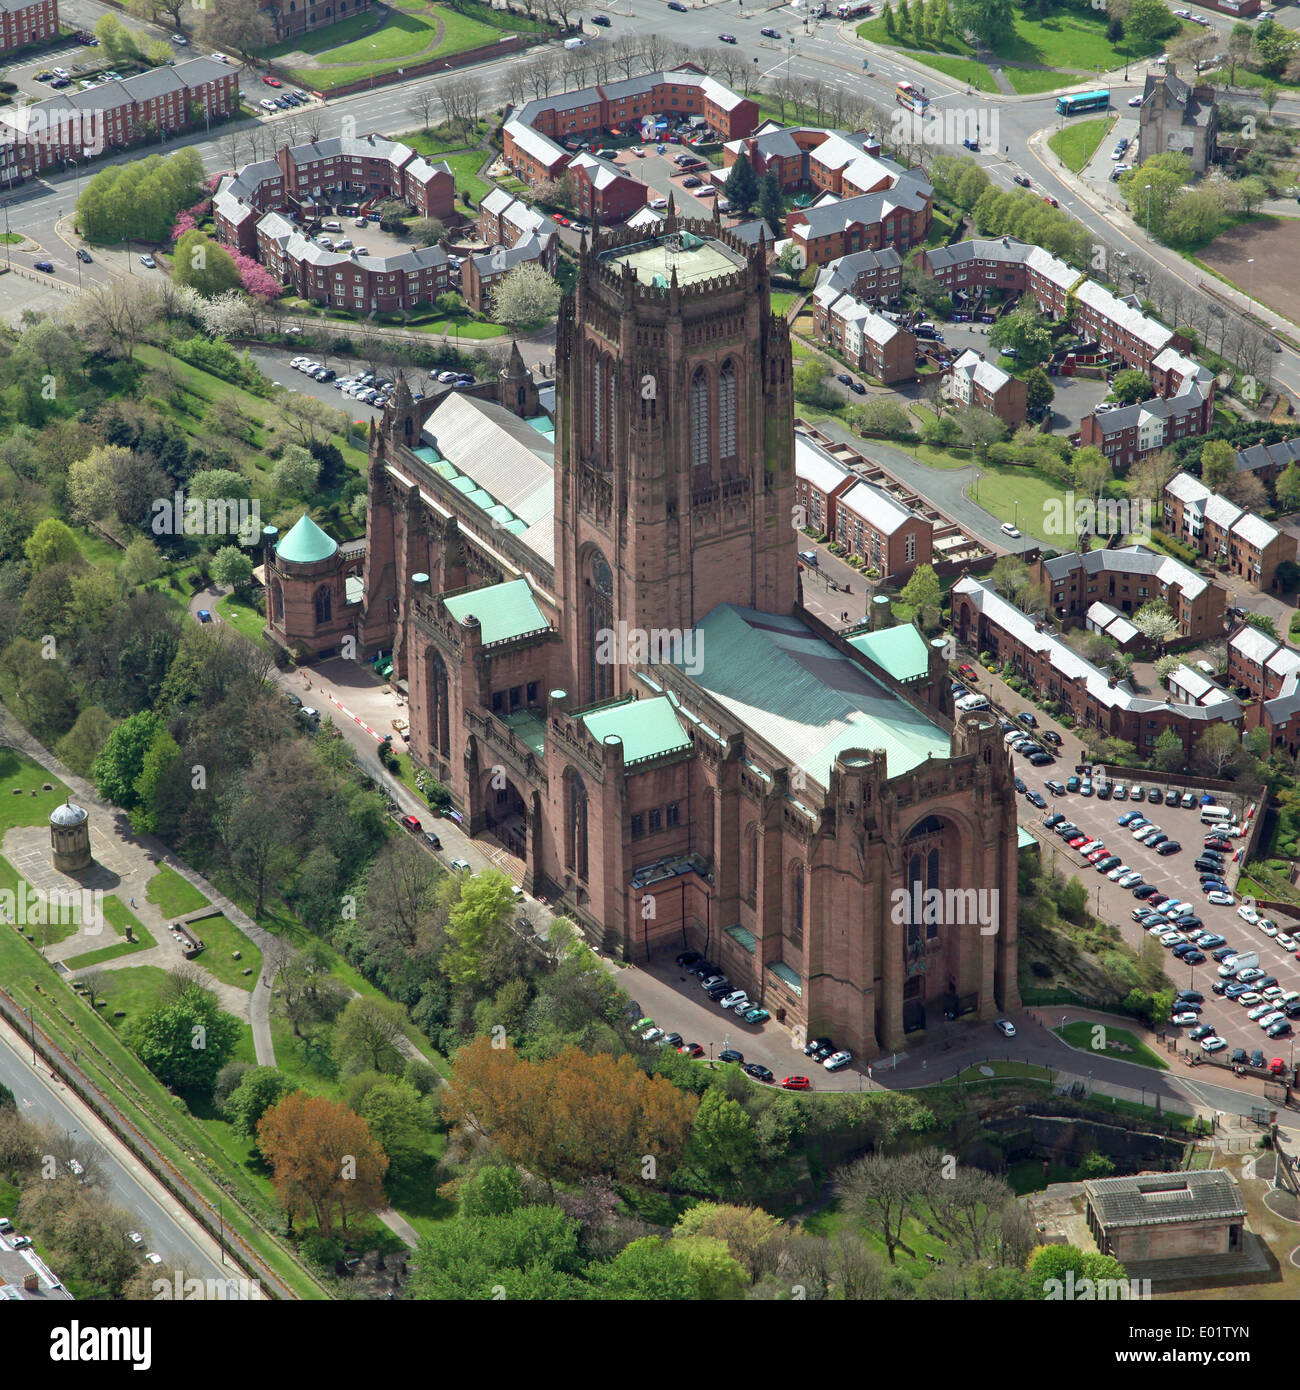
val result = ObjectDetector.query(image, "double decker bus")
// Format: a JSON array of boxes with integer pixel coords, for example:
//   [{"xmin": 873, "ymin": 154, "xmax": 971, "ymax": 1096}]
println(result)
[
  {"xmin": 1055, "ymin": 89, "xmax": 1110, "ymax": 117},
  {"xmin": 895, "ymin": 80, "xmax": 929, "ymax": 114}
]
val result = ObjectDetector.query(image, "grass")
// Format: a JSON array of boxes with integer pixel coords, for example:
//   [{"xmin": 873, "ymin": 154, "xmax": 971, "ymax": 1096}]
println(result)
[
  {"xmin": 802, "ymin": 1200, "xmax": 954, "ymax": 1282},
  {"xmin": 188, "ymin": 912, "xmax": 262, "ymax": 992},
  {"xmin": 0, "ymin": 745, "xmax": 72, "ymax": 833},
  {"xmin": 1047, "ymin": 115, "xmax": 1117, "ymax": 173},
  {"xmin": 1005, "ymin": 67, "xmax": 1073, "ymax": 95},
  {"xmin": 968, "ymin": 462, "xmax": 1078, "ymax": 544},
  {"xmin": 63, "ymin": 897, "xmax": 157, "ymax": 970},
  {"xmin": 145, "ymin": 864, "xmax": 210, "ymax": 918},
  {"xmin": 915, "ymin": 54, "xmax": 996, "ymax": 91},
  {"xmin": 216, "ymin": 591, "xmax": 268, "ymax": 645},
  {"xmin": 770, "ymin": 291, "xmax": 797, "ymax": 318},
  {"xmin": 1055, "ymin": 1020, "xmax": 1169, "ymax": 1072}
]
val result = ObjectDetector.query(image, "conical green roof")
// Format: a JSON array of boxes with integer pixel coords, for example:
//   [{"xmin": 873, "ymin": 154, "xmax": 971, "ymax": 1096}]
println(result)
[{"xmin": 277, "ymin": 514, "xmax": 338, "ymax": 564}]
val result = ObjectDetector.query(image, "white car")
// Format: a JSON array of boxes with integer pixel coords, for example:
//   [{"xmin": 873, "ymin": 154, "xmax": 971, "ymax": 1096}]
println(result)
[
  {"xmin": 1258, "ymin": 1012, "xmax": 1285, "ymax": 1030},
  {"xmin": 1160, "ymin": 932, "xmax": 1187, "ymax": 947},
  {"xmin": 1207, "ymin": 891, "xmax": 1233, "ymax": 906},
  {"xmin": 995, "ymin": 1018, "xmax": 1016, "ymax": 1037},
  {"xmin": 1236, "ymin": 992, "xmax": 1262, "ymax": 1006},
  {"xmin": 1259, "ymin": 920, "xmax": 1278, "ymax": 938},
  {"xmin": 144, "ymin": 1252, "xmax": 163, "ymax": 1265},
  {"xmin": 126, "ymin": 1231, "xmax": 143, "ymax": 1245},
  {"xmin": 259, "ymin": 98, "xmax": 278, "ymax": 110},
  {"xmin": 1148, "ymin": 923, "xmax": 1170, "ymax": 937},
  {"xmin": 641, "ymin": 1026, "xmax": 664, "ymax": 1043},
  {"xmin": 1001, "ymin": 522, "xmax": 1022, "ymax": 538},
  {"xmin": 1201, "ymin": 1036, "xmax": 1228, "ymax": 1054},
  {"xmin": 171, "ymin": 33, "xmax": 188, "ymax": 44},
  {"xmin": 1277, "ymin": 933, "xmax": 1296, "ymax": 951},
  {"xmin": 719, "ymin": 990, "xmax": 748, "ymax": 1008},
  {"xmin": 1118, "ymin": 871, "xmax": 1143, "ymax": 888},
  {"xmin": 1260, "ymin": 986, "xmax": 1286, "ymax": 1002},
  {"xmin": 823, "ymin": 1050, "xmax": 853, "ymax": 1071},
  {"xmin": 1106, "ymin": 864, "xmax": 1129, "ymax": 881},
  {"xmin": 52, "ymin": 66, "xmax": 70, "ymax": 78},
  {"xmin": 209, "ymin": 52, "xmax": 230, "ymax": 62},
  {"xmin": 1171, "ymin": 1011, "xmax": 1199, "ymax": 1026},
  {"xmin": 139, "ymin": 254, "xmax": 156, "ymax": 269},
  {"xmin": 1247, "ymin": 1003, "xmax": 1274, "ymax": 1021},
  {"xmin": 1238, "ymin": 905, "xmax": 1260, "ymax": 925}
]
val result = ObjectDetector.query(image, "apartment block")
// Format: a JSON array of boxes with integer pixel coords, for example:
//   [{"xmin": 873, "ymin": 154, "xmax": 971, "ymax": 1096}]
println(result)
[{"xmin": 1164, "ymin": 472, "xmax": 1298, "ymax": 590}]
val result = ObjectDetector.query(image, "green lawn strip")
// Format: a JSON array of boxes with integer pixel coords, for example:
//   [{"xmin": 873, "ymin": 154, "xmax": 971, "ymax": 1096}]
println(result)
[
  {"xmin": 1004, "ymin": 67, "xmax": 1071, "ymax": 95},
  {"xmin": 912, "ymin": 54, "xmax": 997, "ymax": 91},
  {"xmin": 1047, "ymin": 115, "xmax": 1117, "ymax": 173},
  {"xmin": 1054, "ymin": 1020, "xmax": 1169, "ymax": 1071},
  {"xmin": 0, "ymin": 854, "xmax": 80, "ymax": 948},
  {"xmin": 145, "ymin": 864, "xmax": 210, "ymax": 917},
  {"xmin": 802, "ymin": 1199, "xmax": 952, "ymax": 1281},
  {"xmin": 189, "ymin": 911, "xmax": 262, "ymax": 992},
  {"xmin": 0, "ymin": 932, "xmax": 325, "ymax": 1297},
  {"xmin": 216, "ymin": 592, "xmax": 269, "ymax": 645},
  {"xmin": 0, "ymin": 746, "xmax": 73, "ymax": 831},
  {"xmin": 63, "ymin": 898, "xmax": 157, "ymax": 969},
  {"xmin": 967, "ymin": 462, "xmax": 1076, "ymax": 544},
  {"xmin": 770, "ymin": 291, "xmax": 797, "ymax": 317},
  {"xmin": 262, "ymin": 9, "xmax": 378, "ymax": 58}
]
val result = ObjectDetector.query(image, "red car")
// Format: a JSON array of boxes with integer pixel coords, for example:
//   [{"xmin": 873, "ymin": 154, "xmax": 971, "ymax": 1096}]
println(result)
[
  {"xmin": 1042, "ymin": 195, "xmax": 1059, "ymax": 207},
  {"xmin": 399, "ymin": 814, "xmax": 422, "ymax": 833},
  {"xmin": 781, "ymin": 1076, "xmax": 811, "ymax": 1091},
  {"xmin": 678, "ymin": 1042, "xmax": 704, "ymax": 1057},
  {"xmin": 958, "ymin": 664, "xmax": 977, "ymax": 679},
  {"xmin": 1067, "ymin": 834, "xmax": 1089, "ymax": 848},
  {"xmin": 1204, "ymin": 838, "xmax": 1231, "ymax": 852},
  {"xmin": 1086, "ymin": 847, "xmax": 1108, "ymax": 863},
  {"xmin": 263, "ymin": 75, "xmax": 282, "ymax": 87},
  {"xmin": 556, "ymin": 215, "xmax": 570, "ymax": 226}
]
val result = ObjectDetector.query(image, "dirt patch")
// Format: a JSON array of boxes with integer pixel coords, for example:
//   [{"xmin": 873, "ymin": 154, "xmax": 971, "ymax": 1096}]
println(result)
[{"xmin": 1199, "ymin": 220, "xmax": 1300, "ymax": 328}]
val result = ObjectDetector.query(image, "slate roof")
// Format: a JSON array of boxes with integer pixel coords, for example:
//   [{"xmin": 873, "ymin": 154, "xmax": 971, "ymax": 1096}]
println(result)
[
  {"xmin": 1075, "ymin": 279, "xmax": 1175, "ymax": 352},
  {"xmin": 1085, "ymin": 1170, "xmax": 1245, "ymax": 1229},
  {"xmin": 794, "ymin": 431, "xmax": 851, "ymax": 496},
  {"xmin": 1236, "ymin": 437, "xmax": 1300, "ymax": 476},
  {"xmin": 671, "ymin": 603, "xmax": 951, "ymax": 787},
  {"xmin": 951, "ymin": 348, "xmax": 1011, "ymax": 396},
  {"xmin": 1041, "ymin": 544, "xmax": 1208, "ymax": 601}
]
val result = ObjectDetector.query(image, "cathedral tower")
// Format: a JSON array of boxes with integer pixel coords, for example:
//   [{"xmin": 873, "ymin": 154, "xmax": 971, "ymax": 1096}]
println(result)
[{"xmin": 554, "ymin": 218, "xmax": 797, "ymax": 706}]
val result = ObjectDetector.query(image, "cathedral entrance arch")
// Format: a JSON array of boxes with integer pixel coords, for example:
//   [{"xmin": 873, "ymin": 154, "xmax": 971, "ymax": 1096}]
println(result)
[
  {"xmin": 483, "ymin": 770, "xmax": 528, "ymax": 860},
  {"xmin": 897, "ymin": 812, "xmax": 967, "ymax": 1034}
]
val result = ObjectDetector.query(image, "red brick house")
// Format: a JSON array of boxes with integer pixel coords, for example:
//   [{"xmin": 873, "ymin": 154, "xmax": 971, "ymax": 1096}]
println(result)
[
  {"xmin": 0, "ymin": 0, "xmax": 57, "ymax": 56},
  {"xmin": 566, "ymin": 152, "xmax": 647, "ymax": 225}
]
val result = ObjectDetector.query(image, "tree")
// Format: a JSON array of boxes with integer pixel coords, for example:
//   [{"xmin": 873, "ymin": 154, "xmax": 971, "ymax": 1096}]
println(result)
[
  {"xmin": 590, "ymin": 1235, "xmax": 698, "ymax": 1300},
  {"xmin": 409, "ymin": 217, "xmax": 446, "ymax": 247},
  {"xmin": 1195, "ymin": 722, "xmax": 1245, "ymax": 778},
  {"xmin": 951, "ymin": 0, "xmax": 1013, "ymax": 49},
  {"xmin": 270, "ymin": 444, "xmax": 319, "ymax": 499},
  {"xmin": 210, "ymin": 546, "xmax": 254, "ymax": 591},
  {"xmin": 1024, "ymin": 366, "xmax": 1054, "ymax": 413},
  {"xmin": 171, "ymin": 231, "xmax": 242, "ymax": 298},
  {"xmin": 1126, "ymin": 0, "xmax": 1179, "ymax": 45},
  {"xmin": 837, "ymin": 1151, "xmax": 923, "ymax": 1264},
  {"xmin": 333, "ymin": 996, "xmax": 408, "ymax": 1076},
  {"xmin": 793, "ymin": 357, "xmax": 836, "ymax": 409},
  {"xmin": 55, "ymin": 708, "xmax": 119, "ymax": 778},
  {"xmin": 1274, "ymin": 560, "xmax": 1300, "ymax": 593},
  {"xmin": 457, "ymin": 1165, "xmax": 527, "ymax": 1219},
  {"xmin": 758, "ymin": 170, "xmax": 784, "ymax": 235},
  {"xmin": 223, "ymin": 1066, "xmax": 291, "ymax": 1138},
  {"xmin": 1132, "ymin": 599, "xmax": 1179, "ymax": 649},
  {"xmin": 1112, "ymin": 368, "xmax": 1154, "ymax": 406},
  {"xmin": 953, "ymin": 405, "xmax": 1006, "ymax": 453},
  {"xmin": 852, "ymin": 397, "xmax": 912, "ymax": 438},
  {"xmin": 127, "ymin": 982, "xmax": 242, "ymax": 1095},
  {"xmin": 374, "ymin": 199, "xmax": 411, "ymax": 234},
  {"xmin": 723, "ymin": 153, "xmax": 759, "ymax": 214},
  {"xmin": 680, "ymin": 1090, "xmax": 757, "ymax": 1194},
  {"xmin": 1153, "ymin": 653, "xmax": 1182, "ymax": 686},
  {"xmin": 1161, "ymin": 187, "xmax": 1228, "ymax": 247},
  {"xmin": 989, "ymin": 305, "xmax": 1052, "ymax": 367},
  {"xmin": 357, "ymin": 1076, "xmax": 429, "ymax": 1165},
  {"xmin": 489, "ymin": 263, "xmax": 562, "ymax": 331},
  {"xmin": 409, "ymin": 1206, "xmax": 585, "ymax": 1300},
  {"xmin": 195, "ymin": 0, "xmax": 273, "ymax": 62},
  {"xmin": 25, "ymin": 518, "xmax": 82, "ymax": 572},
  {"xmin": 441, "ymin": 869, "xmax": 517, "ymax": 988},
  {"xmin": 257, "ymin": 1093, "xmax": 388, "ymax": 1238},
  {"xmin": 1199, "ymin": 437, "xmax": 1236, "ymax": 492},
  {"xmin": 672, "ymin": 1203, "xmax": 782, "ymax": 1279},
  {"xmin": 674, "ymin": 1235, "xmax": 748, "ymax": 1299},
  {"xmin": 900, "ymin": 563, "xmax": 942, "ymax": 626},
  {"xmin": 1275, "ymin": 462, "xmax": 1300, "ymax": 513},
  {"xmin": 92, "ymin": 710, "xmax": 159, "ymax": 811},
  {"xmin": 1246, "ymin": 612, "xmax": 1277, "ymax": 639},
  {"xmin": 1224, "ymin": 470, "xmax": 1266, "ymax": 513}
]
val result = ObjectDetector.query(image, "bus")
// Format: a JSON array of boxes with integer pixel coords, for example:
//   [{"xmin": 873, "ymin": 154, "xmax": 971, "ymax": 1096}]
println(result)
[
  {"xmin": 895, "ymin": 80, "xmax": 929, "ymax": 113},
  {"xmin": 836, "ymin": 0, "xmax": 873, "ymax": 16},
  {"xmin": 1055, "ymin": 89, "xmax": 1110, "ymax": 116}
]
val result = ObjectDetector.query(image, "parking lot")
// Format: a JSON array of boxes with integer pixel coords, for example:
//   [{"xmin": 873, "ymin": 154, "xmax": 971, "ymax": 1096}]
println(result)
[
  {"xmin": 1013, "ymin": 752, "xmax": 1299, "ymax": 1063},
  {"xmin": 602, "ymin": 144, "xmax": 728, "ymax": 221}
]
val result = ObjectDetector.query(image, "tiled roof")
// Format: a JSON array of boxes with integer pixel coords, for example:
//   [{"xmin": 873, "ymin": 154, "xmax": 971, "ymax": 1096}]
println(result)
[
  {"xmin": 1042, "ymin": 544, "xmax": 1208, "ymax": 601},
  {"xmin": 838, "ymin": 478, "xmax": 918, "ymax": 537},
  {"xmin": 794, "ymin": 430, "xmax": 852, "ymax": 496},
  {"xmin": 1085, "ymin": 1170, "xmax": 1245, "ymax": 1229},
  {"xmin": 951, "ymin": 348, "xmax": 1011, "ymax": 396},
  {"xmin": 1074, "ymin": 279, "xmax": 1174, "ymax": 352},
  {"xmin": 1236, "ymin": 437, "xmax": 1300, "ymax": 476}
]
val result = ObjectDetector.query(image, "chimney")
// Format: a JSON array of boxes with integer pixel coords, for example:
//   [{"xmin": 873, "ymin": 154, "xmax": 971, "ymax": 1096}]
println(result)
[
  {"xmin": 22, "ymin": 1273, "xmax": 37, "ymax": 1292},
  {"xmin": 863, "ymin": 133, "xmax": 881, "ymax": 156}
]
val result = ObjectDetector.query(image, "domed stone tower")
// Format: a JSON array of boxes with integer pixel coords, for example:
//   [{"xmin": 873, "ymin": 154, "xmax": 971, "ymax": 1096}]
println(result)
[
  {"xmin": 50, "ymin": 801, "xmax": 91, "ymax": 873},
  {"xmin": 264, "ymin": 513, "xmax": 351, "ymax": 661}
]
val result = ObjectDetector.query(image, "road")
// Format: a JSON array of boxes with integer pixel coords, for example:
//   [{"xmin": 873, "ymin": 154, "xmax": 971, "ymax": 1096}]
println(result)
[{"xmin": 0, "ymin": 1011, "xmax": 243, "ymax": 1287}]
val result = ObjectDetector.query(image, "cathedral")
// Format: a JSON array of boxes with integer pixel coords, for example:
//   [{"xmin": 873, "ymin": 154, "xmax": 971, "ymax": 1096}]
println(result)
[{"xmin": 266, "ymin": 210, "xmax": 1020, "ymax": 1058}]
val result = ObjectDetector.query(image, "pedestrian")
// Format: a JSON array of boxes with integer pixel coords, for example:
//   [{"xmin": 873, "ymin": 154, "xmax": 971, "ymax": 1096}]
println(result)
[{"xmin": 129, "ymin": 897, "xmax": 135, "ymax": 908}]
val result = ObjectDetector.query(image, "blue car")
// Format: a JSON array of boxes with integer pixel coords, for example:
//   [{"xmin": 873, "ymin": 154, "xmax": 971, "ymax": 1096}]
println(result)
[
  {"xmin": 1118, "ymin": 810, "xmax": 1141, "ymax": 826},
  {"xmin": 196, "ymin": 609, "xmax": 212, "ymax": 623}
]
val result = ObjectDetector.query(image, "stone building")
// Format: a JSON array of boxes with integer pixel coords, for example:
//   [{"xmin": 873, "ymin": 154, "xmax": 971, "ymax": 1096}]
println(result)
[
  {"xmin": 49, "ymin": 801, "xmax": 90, "ymax": 874},
  {"xmin": 275, "ymin": 215, "xmax": 1021, "ymax": 1057},
  {"xmin": 1084, "ymin": 1170, "xmax": 1246, "ymax": 1264},
  {"xmin": 1136, "ymin": 63, "xmax": 1218, "ymax": 175}
]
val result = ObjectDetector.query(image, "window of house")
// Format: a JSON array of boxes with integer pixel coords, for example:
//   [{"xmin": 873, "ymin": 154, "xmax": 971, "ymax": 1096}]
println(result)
[
  {"xmin": 666, "ymin": 802, "xmax": 679, "ymax": 827},
  {"xmin": 648, "ymin": 808, "xmax": 662, "ymax": 832}
]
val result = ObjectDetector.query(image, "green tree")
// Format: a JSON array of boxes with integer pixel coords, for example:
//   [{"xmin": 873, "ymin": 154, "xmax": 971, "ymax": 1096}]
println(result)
[
  {"xmin": 1275, "ymin": 462, "xmax": 1300, "ymax": 512},
  {"xmin": 489, "ymin": 263, "xmax": 561, "ymax": 331},
  {"xmin": 333, "ymin": 995, "xmax": 408, "ymax": 1075},
  {"xmin": 900, "ymin": 563, "xmax": 942, "ymax": 625},
  {"xmin": 758, "ymin": 171, "xmax": 784, "ymax": 236},
  {"xmin": 723, "ymin": 153, "xmax": 759, "ymax": 214},
  {"xmin": 1024, "ymin": 366, "xmax": 1054, "ymax": 412},
  {"xmin": 1127, "ymin": 0, "xmax": 1178, "ymax": 44},
  {"xmin": 681, "ymin": 1090, "xmax": 757, "ymax": 1194},
  {"xmin": 1111, "ymin": 368, "xmax": 1153, "ymax": 405},
  {"xmin": 458, "ymin": 1165, "xmax": 527, "ymax": 1219},
  {"xmin": 989, "ymin": 305, "xmax": 1052, "ymax": 366},
  {"xmin": 1058, "ymin": 875, "xmax": 1088, "ymax": 921},
  {"xmin": 172, "ymin": 231, "xmax": 242, "ymax": 298},
  {"xmin": 674, "ymin": 1235, "xmax": 748, "ymax": 1299},
  {"xmin": 409, "ymin": 1206, "xmax": 585, "ymax": 1300},
  {"xmin": 951, "ymin": 0, "xmax": 1013, "ymax": 49},
  {"xmin": 128, "ymin": 983, "xmax": 241, "ymax": 1095},
  {"xmin": 55, "ymin": 708, "xmax": 119, "ymax": 778},
  {"xmin": 1199, "ymin": 437, "xmax": 1236, "ymax": 493},
  {"xmin": 441, "ymin": 869, "xmax": 516, "ymax": 988},
  {"xmin": 1246, "ymin": 612, "xmax": 1277, "ymax": 639},
  {"xmin": 24, "ymin": 518, "xmax": 82, "ymax": 572},
  {"xmin": 270, "ymin": 444, "xmax": 319, "ymax": 499},
  {"xmin": 357, "ymin": 1076, "xmax": 429, "ymax": 1164},
  {"xmin": 883, "ymin": 0, "xmax": 895, "ymax": 36},
  {"xmin": 590, "ymin": 1236, "xmax": 698, "ymax": 1299},
  {"xmin": 210, "ymin": 546, "xmax": 254, "ymax": 590},
  {"xmin": 92, "ymin": 710, "xmax": 160, "ymax": 811},
  {"xmin": 130, "ymin": 726, "xmax": 181, "ymax": 835},
  {"xmin": 793, "ymin": 357, "xmax": 835, "ymax": 409},
  {"xmin": 224, "ymin": 1066, "xmax": 292, "ymax": 1137}
]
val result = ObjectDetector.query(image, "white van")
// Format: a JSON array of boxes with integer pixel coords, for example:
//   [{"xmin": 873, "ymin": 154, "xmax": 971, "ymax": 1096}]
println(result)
[
  {"xmin": 1200, "ymin": 804, "xmax": 1232, "ymax": 825},
  {"xmin": 563, "ymin": 37, "xmax": 586, "ymax": 49},
  {"xmin": 956, "ymin": 692, "xmax": 990, "ymax": 712}
]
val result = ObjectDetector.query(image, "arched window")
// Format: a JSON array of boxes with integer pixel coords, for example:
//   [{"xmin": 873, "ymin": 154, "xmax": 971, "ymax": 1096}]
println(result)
[
  {"xmin": 314, "ymin": 585, "xmax": 332, "ymax": 625},
  {"xmin": 568, "ymin": 771, "xmax": 589, "ymax": 880},
  {"xmin": 593, "ymin": 354, "xmax": 604, "ymax": 446},
  {"xmin": 743, "ymin": 823, "xmax": 758, "ymax": 901},
  {"xmin": 926, "ymin": 847, "xmax": 940, "ymax": 940},
  {"xmin": 586, "ymin": 550, "xmax": 613, "ymax": 704},
  {"xmin": 690, "ymin": 367, "xmax": 709, "ymax": 472},
  {"xmin": 718, "ymin": 359, "xmax": 737, "ymax": 463},
  {"xmin": 429, "ymin": 652, "xmax": 450, "ymax": 759},
  {"xmin": 789, "ymin": 861, "xmax": 804, "ymax": 950},
  {"xmin": 606, "ymin": 358, "xmax": 617, "ymax": 462},
  {"xmin": 906, "ymin": 850, "xmax": 923, "ymax": 948}
]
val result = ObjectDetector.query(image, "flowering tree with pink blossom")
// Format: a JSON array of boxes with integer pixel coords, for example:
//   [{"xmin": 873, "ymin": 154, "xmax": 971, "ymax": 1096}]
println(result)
[{"xmin": 229, "ymin": 249, "xmax": 284, "ymax": 298}]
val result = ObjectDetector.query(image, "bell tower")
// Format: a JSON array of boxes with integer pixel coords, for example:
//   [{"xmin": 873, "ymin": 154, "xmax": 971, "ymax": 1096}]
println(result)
[{"xmin": 554, "ymin": 217, "xmax": 796, "ymax": 706}]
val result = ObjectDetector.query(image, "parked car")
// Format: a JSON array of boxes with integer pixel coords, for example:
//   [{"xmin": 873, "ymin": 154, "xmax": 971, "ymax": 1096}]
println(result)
[
  {"xmin": 743, "ymin": 1063, "xmax": 774, "ymax": 1082},
  {"xmin": 995, "ymin": 1019, "xmax": 1016, "ymax": 1038},
  {"xmin": 824, "ymin": 1050, "xmax": 853, "ymax": 1071},
  {"xmin": 139, "ymin": 254, "xmax": 157, "ymax": 268}
]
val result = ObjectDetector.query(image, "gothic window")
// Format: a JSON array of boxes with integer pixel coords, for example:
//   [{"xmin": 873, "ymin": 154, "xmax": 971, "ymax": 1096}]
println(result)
[
  {"xmin": 593, "ymin": 354, "xmax": 604, "ymax": 446},
  {"xmin": 606, "ymin": 358, "xmax": 617, "ymax": 463},
  {"xmin": 719, "ymin": 360, "xmax": 737, "ymax": 463},
  {"xmin": 314, "ymin": 585, "xmax": 331, "ymax": 625},
  {"xmin": 926, "ymin": 847, "xmax": 940, "ymax": 941},
  {"xmin": 430, "ymin": 652, "xmax": 450, "ymax": 758},
  {"xmin": 789, "ymin": 861, "xmax": 804, "ymax": 949},
  {"xmin": 568, "ymin": 771, "xmax": 589, "ymax": 880},
  {"xmin": 906, "ymin": 851, "xmax": 922, "ymax": 948},
  {"xmin": 743, "ymin": 823, "xmax": 758, "ymax": 901},
  {"xmin": 586, "ymin": 549, "xmax": 614, "ymax": 703},
  {"xmin": 690, "ymin": 367, "xmax": 709, "ymax": 472}
]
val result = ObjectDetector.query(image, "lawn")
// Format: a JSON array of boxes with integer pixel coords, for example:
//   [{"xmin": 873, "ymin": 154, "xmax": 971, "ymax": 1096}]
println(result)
[
  {"xmin": 99, "ymin": 964, "xmax": 176, "ymax": 1032},
  {"xmin": 0, "ymin": 853, "xmax": 81, "ymax": 949},
  {"xmin": 145, "ymin": 864, "xmax": 210, "ymax": 918},
  {"xmin": 189, "ymin": 912, "xmax": 262, "ymax": 992},
  {"xmin": 63, "ymin": 897, "xmax": 157, "ymax": 970},
  {"xmin": 801, "ymin": 1199, "xmax": 956, "ymax": 1282},
  {"xmin": 217, "ymin": 591, "xmax": 269, "ymax": 645},
  {"xmin": 770, "ymin": 291, "xmax": 797, "ymax": 318},
  {"xmin": 0, "ymin": 745, "xmax": 72, "ymax": 833},
  {"xmin": 916, "ymin": 54, "xmax": 996, "ymax": 91},
  {"xmin": 1054, "ymin": 1020, "xmax": 1169, "ymax": 1072},
  {"xmin": 1048, "ymin": 115, "xmax": 1117, "ymax": 173},
  {"xmin": 968, "ymin": 462, "xmax": 1079, "ymax": 544},
  {"xmin": 1005, "ymin": 67, "xmax": 1073, "ymax": 95}
]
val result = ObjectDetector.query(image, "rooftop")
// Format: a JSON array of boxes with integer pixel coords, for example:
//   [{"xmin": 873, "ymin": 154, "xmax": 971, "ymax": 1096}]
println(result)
[
  {"xmin": 442, "ymin": 578, "xmax": 551, "ymax": 646},
  {"xmin": 600, "ymin": 230, "xmax": 744, "ymax": 288},
  {"xmin": 1085, "ymin": 1170, "xmax": 1245, "ymax": 1229},
  {"xmin": 580, "ymin": 695, "xmax": 691, "ymax": 765},
  {"xmin": 277, "ymin": 513, "xmax": 338, "ymax": 564}
]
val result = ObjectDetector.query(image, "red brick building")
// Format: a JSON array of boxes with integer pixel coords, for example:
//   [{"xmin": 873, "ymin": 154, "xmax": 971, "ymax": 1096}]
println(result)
[
  {"xmin": 944, "ymin": 350, "xmax": 1027, "ymax": 428},
  {"xmin": 270, "ymin": 212, "xmax": 1022, "ymax": 1059},
  {"xmin": 0, "ymin": 0, "xmax": 57, "ymax": 56},
  {"xmin": 260, "ymin": 0, "xmax": 370, "ymax": 41},
  {"xmin": 921, "ymin": 237, "xmax": 1080, "ymax": 316},
  {"xmin": 0, "ymin": 57, "xmax": 237, "ymax": 180},
  {"xmin": 785, "ymin": 169, "xmax": 933, "ymax": 269},
  {"xmin": 566, "ymin": 151, "xmax": 647, "ymax": 226},
  {"xmin": 1164, "ymin": 471, "xmax": 1298, "ymax": 591}
]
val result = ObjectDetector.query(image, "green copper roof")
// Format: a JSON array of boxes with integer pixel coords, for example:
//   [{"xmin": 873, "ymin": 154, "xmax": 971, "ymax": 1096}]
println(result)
[
  {"xmin": 414, "ymin": 444, "xmax": 445, "ymax": 465},
  {"xmin": 277, "ymin": 513, "xmax": 338, "ymax": 564},
  {"xmin": 502, "ymin": 709, "xmax": 546, "ymax": 757},
  {"xmin": 443, "ymin": 578, "xmax": 551, "ymax": 646},
  {"xmin": 676, "ymin": 605, "xmax": 950, "ymax": 788},
  {"xmin": 849, "ymin": 624, "xmax": 931, "ymax": 683},
  {"xmin": 580, "ymin": 695, "xmax": 690, "ymax": 766},
  {"xmin": 1017, "ymin": 826, "xmax": 1035, "ymax": 850}
]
